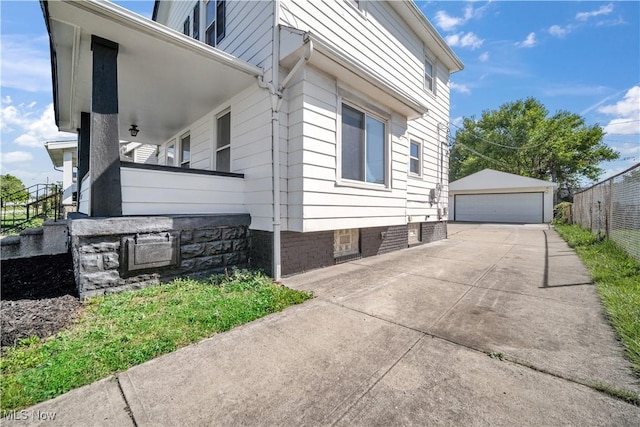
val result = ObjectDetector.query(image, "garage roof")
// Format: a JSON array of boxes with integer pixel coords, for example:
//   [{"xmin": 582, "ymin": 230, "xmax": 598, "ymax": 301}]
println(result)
[{"xmin": 449, "ymin": 169, "xmax": 557, "ymax": 192}]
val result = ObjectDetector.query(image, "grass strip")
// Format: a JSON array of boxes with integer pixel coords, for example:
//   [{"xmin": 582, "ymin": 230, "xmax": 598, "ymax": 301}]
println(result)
[
  {"xmin": 1, "ymin": 270, "xmax": 312, "ymax": 414},
  {"xmin": 554, "ymin": 224, "xmax": 640, "ymax": 374}
]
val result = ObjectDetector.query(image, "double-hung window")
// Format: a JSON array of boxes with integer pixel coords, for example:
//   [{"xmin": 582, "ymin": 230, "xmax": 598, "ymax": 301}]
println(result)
[
  {"xmin": 193, "ymin": 3, "xmax": 200, "ymax": 40},
  {"xmin": 409, "ymin": 140, "xmax": 421, "ymax": 176},
  {"xmin": 216, "ymin": 111, "xmax": 231, "ymax": 172},
  {"xmin": 180, "ymin": 133, "xmax": 191, "ymax": 168},
  {"xmin": 341, "ymin": 103, "xmax": 386, "ymax": 185},
  {"xmin": 206, "ymin": 0, "xmax": 226, "ymax": 47},
  {"xmin": 425, "ymin": 58, "xmax": 434, "ymax": 93}
]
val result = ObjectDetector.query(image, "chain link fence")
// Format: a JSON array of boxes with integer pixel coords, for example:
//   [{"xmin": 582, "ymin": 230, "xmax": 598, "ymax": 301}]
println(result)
[{"xmin": 573, "ymin": 163, "xmax": 640, "ymax": 263}]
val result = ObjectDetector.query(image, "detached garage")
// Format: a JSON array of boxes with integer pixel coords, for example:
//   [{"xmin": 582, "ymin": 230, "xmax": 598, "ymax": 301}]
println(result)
[{"xmin": 448, "ymin": 169, "xmax": 557, "ymax": 223}]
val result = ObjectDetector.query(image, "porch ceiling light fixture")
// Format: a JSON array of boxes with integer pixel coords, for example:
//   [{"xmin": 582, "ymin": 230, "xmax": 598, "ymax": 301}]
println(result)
[{"xmin": 129, "ymin": 124, "xmax": 139, "ymax": 137}]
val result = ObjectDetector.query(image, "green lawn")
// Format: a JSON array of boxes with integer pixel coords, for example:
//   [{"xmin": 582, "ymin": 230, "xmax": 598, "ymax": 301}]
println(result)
[
  {"xmin": 0, "ymin": 270, "xmax": 312, "ymax": 414},
  {"xmin": 554, "ymin": 224, "xmax": 640, "ymax": 374}
]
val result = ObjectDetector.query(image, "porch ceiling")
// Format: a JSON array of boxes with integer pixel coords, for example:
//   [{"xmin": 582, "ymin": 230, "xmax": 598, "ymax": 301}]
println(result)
[{"xmin": 43, "ymin": 0, "xmax": 263, "ymax": 145}]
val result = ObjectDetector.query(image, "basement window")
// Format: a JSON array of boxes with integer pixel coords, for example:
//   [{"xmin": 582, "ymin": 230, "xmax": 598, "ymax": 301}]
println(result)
[
  {"xmin": 334, "ymin": 229, "xmax": 360, "ymax": 258},
  {"xmin": 408, "ymin": 223, "xmax": 422, "ymax": 245}
]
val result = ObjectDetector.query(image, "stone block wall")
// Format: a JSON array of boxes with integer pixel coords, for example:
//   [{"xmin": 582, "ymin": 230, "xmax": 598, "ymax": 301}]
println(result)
[{"xmin": 69, "ymin": 215, "xmax": 250, "ymax": 299}]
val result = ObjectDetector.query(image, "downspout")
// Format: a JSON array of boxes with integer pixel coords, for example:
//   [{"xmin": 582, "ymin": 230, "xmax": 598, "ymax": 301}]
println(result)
[{"xmin": 258, "ymin": 16, "xmax": 313, "ymax": 281}]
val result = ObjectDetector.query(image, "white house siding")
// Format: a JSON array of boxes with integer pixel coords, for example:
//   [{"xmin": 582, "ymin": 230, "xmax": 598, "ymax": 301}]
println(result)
[
  {"xmin": 285, "ymin": 66, "xmax": 409, "ymax": 233},
  {"xmin": 154, "ymin": 84, "xmax": 274, "ymax": 230},
  {"xmin": 280, "ymin": 0, "xmax": 452, "ymax": 232},
  {"xmin": 133, "ymin": 144, "xmax": 158, "ymax": 164},
  {"xmin": 157, "ymin": 0, "xmax": 274, "ymax": 81},
  {"xmin": 280, "ymin": 0, "xmax": 434, "ymax": 109},
  {"xmin": 121, "ymin": 167, "xmax": 245, "ymax": 215}
]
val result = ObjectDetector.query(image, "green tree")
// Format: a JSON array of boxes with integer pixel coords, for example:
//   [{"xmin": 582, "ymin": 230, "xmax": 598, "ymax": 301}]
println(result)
[
  {"xmin": 450, "ymin": 98, "xmax": 619, "ymax": 200},
  {"xmin": 1, "ymin": 174, "xmax": 29, "ymax": 203}
]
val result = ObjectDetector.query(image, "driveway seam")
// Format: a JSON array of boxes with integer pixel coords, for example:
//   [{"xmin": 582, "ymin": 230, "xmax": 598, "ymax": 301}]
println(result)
[
  {"xmin": 115, "ymin": 374, "xmax": 139, "ymax": 427},
  {"xmin": 329, "ymin": 335, "xmax": 425, "ymax": 426}
]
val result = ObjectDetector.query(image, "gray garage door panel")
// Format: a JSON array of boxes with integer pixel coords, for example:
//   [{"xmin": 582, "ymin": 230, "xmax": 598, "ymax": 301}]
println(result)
[{"xmin": 455, "ymin": 193, "xmax": 543, "ymax": 223}]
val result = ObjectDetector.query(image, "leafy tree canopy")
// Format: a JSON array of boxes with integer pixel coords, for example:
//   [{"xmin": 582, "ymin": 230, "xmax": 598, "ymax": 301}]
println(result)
[
  {"xmin": 1, "ymin": 174, "xmax": 29, "ymax": 203},
  {"xmin": 449, "ymin": 98, "xmax": 619, "ymax": 196}
]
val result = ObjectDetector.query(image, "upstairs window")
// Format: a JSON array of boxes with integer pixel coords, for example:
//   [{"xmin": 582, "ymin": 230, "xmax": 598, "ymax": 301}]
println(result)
[
  {"xmin": 341, "ymin": 103, "xmax": 386, "ymax": 185},
  {"xmin": 409, "ymin": 140, "xmax": 421, "ymax": 176},
  {"xmin": 425, "ymin": 58, "xmax": 434, "ymax": 93},
  {"xmin": 206, "ymin": 0, "xmax": 226, "ymax": 47},
  {"xmin": 216, "ymin": 111, "xmax": 231, "ymax": 172},
  {"xmin": 193, "ymin": 3, "xmax": 200, "ymax": 40},
  {"xmin": 183, "ymin": 16, "xmax": 190, "ymax": 36}
]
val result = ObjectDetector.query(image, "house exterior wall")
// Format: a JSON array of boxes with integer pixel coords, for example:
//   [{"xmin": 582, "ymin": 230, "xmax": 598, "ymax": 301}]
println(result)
[
  {"xmin": 155, "ymin": 85, "xmax": 274, "ymax": 231},
  {"xmin": 154, "ymin": 0, "xmax": 456, "ymax": 273}
]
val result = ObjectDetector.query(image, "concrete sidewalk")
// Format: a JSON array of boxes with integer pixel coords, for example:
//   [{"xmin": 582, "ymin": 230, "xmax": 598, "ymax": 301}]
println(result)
[{"xmin": 8, "ymin": 223, "xmax": 640, "ymax": 426}]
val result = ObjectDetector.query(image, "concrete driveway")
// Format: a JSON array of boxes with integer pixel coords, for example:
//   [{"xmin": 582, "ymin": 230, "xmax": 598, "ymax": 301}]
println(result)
[{"xmin": 13, "ymin": 223, "xmax": 640, "ymax": 426}]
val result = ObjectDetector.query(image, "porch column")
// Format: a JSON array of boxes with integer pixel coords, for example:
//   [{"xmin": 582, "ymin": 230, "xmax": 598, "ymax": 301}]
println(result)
[
  {"xmin": 90, "ymin": 35, "xmax": 122, "ymax": 216},
  {"xmin": 77, "ymin": 112, "xmax": 90, "ymax": 186}
]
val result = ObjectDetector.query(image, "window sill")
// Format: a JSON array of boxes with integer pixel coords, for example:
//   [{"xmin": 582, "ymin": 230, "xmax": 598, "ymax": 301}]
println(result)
[
  {"xmin": 408, "ymin": 173, "xmax": 423, "ymax": 180},
  {"xmin": 335, "ymin": 179, "xmax": 392, "ymax": 192}
]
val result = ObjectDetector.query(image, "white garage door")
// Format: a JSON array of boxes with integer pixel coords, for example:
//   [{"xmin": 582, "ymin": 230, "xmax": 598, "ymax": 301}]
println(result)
[{"xmin": 455, "ymin": 193, "xmax": 543, "ymax": 223}]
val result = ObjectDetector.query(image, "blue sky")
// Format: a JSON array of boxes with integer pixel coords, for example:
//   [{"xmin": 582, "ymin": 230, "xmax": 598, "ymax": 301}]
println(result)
[{"xmin": 1, "ymin": 1, "xmax": 639, "ymax": 188}]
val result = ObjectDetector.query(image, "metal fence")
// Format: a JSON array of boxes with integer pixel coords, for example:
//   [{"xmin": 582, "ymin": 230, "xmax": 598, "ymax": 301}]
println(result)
[{"xmin": 573, "ymin": 163, "xmax": 640, "ymax": 263}]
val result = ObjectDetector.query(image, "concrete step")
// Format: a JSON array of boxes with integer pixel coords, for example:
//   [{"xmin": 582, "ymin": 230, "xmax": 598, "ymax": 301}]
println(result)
[{"xmin": 1, "ymin": 220, "xmax": 69, "ymax": 260}]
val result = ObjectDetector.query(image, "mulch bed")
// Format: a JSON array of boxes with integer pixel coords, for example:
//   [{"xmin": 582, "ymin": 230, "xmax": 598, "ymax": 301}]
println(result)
[{"xmin": 1, "ymin": 254, "xmax": 82, "ymax": 347}]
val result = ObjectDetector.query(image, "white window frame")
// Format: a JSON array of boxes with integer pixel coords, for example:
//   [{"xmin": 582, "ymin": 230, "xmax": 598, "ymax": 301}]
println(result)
[
  {"xmin": 166, "ymin": 140, "xmax": 176, "ymax": 166},
  {"xmin": 336, "ymin": 97, "xmax": 391, "ymax": 190},
  {"xmin": 409, "ymin": 139, "xmax": 422, "ymax": 177},
  {"xmin": 180, "ymin": 132, "xmax": 191, "ymax": 168},
  {"xmin": 205, "ymin": 0, "xmax": 226, "ymax": 47},
  {"xmin": 424, "ymin": 50, "xmax": 437, "ymax": 96},
  {"xmin": 215, "ymin": 109, "xmax": 231, "ymax": 172}
]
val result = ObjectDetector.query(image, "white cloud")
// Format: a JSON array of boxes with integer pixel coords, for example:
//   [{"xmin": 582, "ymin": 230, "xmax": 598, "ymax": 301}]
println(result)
[
  {"xmin": 0, "ymin": 34, "xmax": 53, "ymax": 92},
  {"xmin": 433, "ymin": 2, "xmax": 492, "ymax": 31},
  {"xmin": 1, "ymin": 151, "xmax": 34, "ymax": 164},
  {"xmin": 576, "ymin": 3, "xmax": 614, "ymax": 21},
  {"xmin": 445, "ymin": 32, "xmax": 484, "ymax": 50},
  {"xmin": 549, "ymin": 25, "xmax": 570, "ymax": 38},
  {"xmin": 434, "ymin": 10, "xmax": 466, "ymax": 32},
  {"xmin": 452, "ymin": 117, "xmax": 464, "ymax": 128},
  {"xmin": 479, "ymin": 51, "xmax": 489, "ymax": 62},
  {"xmin": 598, "ymin": 86, "xmax": 640, "ymax": 135},
  {"xmin": 542, "ymin": 84, "xmax": 607, "ymax": 97},
  {"xmin": 612, "ymin": 142, "xmax": 640, "ymax": 156},
  {"xmin": 1, "ymin": 103, "xmax": 74, "ymax": 147},
  {"xmin": 515, "ymin": 32, "xmax": 537, "ymax": 48},
  {"xmin": 450, "ymin": 82, "xmax": 471, "ymax": 94}
]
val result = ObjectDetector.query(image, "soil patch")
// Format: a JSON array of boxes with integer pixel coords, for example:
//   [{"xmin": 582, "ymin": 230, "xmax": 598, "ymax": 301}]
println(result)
[{"xmin": 1, "ymin": 253, "xmax": 81, "ymax": 347}]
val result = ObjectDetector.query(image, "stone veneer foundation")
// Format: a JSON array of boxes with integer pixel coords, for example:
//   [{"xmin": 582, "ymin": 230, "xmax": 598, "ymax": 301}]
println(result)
[{"xmin": 69, "ymin": 214, "xmax": 250, "ymax": 299}]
